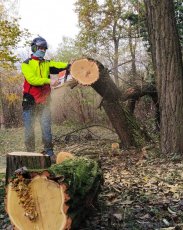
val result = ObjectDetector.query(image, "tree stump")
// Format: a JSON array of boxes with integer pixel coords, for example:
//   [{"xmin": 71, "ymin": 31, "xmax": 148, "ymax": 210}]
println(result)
[
  {"xmin": 6, "ymin": 152, "xmax": 51, "ymax": 184},
  {"xmin": 6, "ymin": 155, "xmax": 102, "ymax": 230},
  {"xmin": 71, "ymin": 58, "xmax": 149, "ymax": 148}
]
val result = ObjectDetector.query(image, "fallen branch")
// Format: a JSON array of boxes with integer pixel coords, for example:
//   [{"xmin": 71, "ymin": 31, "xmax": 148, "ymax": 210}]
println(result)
[{"xmin": 54, "ymin": 124, "xmax": 116, "ymax": 139}]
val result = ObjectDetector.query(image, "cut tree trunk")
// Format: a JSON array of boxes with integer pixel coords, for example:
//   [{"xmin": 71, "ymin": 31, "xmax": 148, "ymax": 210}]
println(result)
[
  {"xmin": 71, "ymin": 58, "xmax": 149, "ymax": 148},
  {"xmin": 6, "ymin": 154, "xmax": 102, "ymax": 230},
  {"xmin": 6, "ymin": 152, "xmax": 51, "ymax": 184}
]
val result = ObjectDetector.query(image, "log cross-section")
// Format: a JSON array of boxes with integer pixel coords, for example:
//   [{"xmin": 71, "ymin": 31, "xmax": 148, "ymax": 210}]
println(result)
[{"xmin": 7, "ymin": 175, "xmax": 71, "ymax": 230}]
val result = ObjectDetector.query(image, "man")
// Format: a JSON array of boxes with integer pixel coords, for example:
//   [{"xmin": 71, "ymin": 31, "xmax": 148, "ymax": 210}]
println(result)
[{"xmin": 21, "ymin": 36, "xmax": 70, "ymax": 163}]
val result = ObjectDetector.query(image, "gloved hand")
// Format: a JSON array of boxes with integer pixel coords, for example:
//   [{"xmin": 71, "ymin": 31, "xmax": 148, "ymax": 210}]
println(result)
[
  {"xmin": 66, "ymin": 64, "xmax": 71, "ymax": 75},
  {"xmin": 67, "ymin": 63, "xmax": 71, "ymax": 70},
  {"xmin": 50, "ymin": 79, "xmax": 60, "ymax": 87}
]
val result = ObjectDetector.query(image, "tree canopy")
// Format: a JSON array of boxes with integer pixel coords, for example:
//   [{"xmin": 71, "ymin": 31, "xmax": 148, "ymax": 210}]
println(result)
[{"xmin": 0, "ymin": 0, "xmax": 30, "ymax": 68}]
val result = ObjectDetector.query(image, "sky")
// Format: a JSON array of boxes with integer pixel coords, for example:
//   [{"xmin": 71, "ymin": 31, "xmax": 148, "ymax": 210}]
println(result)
[{"xmin": 18, "ymin": 0, "xmax": 79, "ymax": 51}]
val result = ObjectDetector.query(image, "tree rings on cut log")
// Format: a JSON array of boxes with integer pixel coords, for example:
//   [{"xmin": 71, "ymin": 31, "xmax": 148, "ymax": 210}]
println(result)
[
  {"xmin": 7, "ymin": 175, "xmax": 71, "ymax": 230},
  {"xmin": 70, "ymin": 58, "xmax": 99, "ymax": 85}
]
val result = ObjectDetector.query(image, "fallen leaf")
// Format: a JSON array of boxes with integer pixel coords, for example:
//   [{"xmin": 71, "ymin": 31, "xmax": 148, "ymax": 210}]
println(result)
[
  {"xmin": 120, "ymin": 200, "xmax": 133, "ymax": 205},
  {"xmin": 113, "ymin": 213, "xmax": 123, "ymax": 221},
  {"xmin": 139, "ymin": 214, "xmax": 150, "ymax": 220}
]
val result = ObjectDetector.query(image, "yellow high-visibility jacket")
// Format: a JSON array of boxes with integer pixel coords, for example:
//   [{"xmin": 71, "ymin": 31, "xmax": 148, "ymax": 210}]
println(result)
[{"xmin": 21, "ymin": 57, "xmax": 68, "ymax": 103}]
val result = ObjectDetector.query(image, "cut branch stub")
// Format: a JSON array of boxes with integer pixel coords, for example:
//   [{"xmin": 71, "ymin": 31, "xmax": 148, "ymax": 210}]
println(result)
[{"xmin": 70, "ymin": 58, "xmax": 99, "ymax": 85}]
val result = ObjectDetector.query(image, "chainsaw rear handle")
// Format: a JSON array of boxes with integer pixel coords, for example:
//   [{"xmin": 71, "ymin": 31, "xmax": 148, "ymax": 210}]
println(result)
[{"xmin": 64, "ymin": 64, "xmax": 71, "ymax": 82}]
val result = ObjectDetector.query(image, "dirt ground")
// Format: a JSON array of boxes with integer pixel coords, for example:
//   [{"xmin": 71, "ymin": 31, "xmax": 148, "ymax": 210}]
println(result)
[{"xmin": 1, "ymin": 124, "xmax": 183, "ymax": 229}]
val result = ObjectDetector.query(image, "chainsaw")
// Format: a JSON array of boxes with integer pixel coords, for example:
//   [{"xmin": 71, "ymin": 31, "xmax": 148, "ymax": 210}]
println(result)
[{"xmin": 53, "ymin": 69, "xmax": 78, "ymax": 89}]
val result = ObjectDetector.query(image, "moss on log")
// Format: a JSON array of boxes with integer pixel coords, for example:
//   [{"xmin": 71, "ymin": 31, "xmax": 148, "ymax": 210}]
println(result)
[{"xmin": 49, "ymin": 157, "xmax": 102, "ymax": 228}]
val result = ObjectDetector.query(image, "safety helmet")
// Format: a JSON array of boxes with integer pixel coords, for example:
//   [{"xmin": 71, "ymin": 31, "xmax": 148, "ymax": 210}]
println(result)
[{"xmin": 31, "ymin": 36, "xmax": 48, "ymax": 52}]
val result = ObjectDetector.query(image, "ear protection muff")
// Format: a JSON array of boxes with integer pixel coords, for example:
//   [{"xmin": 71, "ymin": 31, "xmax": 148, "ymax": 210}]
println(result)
[{"xmin": 31, "ymin": 44, "xmax": 37, "ymax": 53}]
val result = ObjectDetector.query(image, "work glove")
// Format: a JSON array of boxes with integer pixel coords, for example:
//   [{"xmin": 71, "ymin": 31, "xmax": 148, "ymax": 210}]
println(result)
[
  {"xmin": 67, "ymin": 63, "xmax": 71, "ymax": 70},
  {"xmin": 66, "ymin": 59, "xmax": 75, "ymax": 72},
  {"xmin": 65, "ymin": 64, "xmax": 71, "ymax": 76},
  {"xmin": 50, "ymin": 79, "xmax": 60, "ymax": 87}
]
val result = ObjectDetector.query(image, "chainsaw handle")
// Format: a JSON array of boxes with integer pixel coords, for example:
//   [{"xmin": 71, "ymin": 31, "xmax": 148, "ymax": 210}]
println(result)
[{"xmin": 64, "ymin": 64, "xmax": 71, "ymax": 82}]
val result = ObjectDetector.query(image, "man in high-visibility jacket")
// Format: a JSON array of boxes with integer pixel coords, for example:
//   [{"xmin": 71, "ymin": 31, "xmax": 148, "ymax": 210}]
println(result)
[{"xmin": 21, "ymin": 36, "xmax": 70, "ymax": 163}]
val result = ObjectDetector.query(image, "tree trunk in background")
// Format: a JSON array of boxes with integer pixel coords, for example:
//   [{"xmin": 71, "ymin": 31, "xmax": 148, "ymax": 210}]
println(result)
[
  {"xmin": 144, "ymin": 0, "xmax": 183, "ymax": 154},
  {"xmin": 113, "ymin": 38, "xmax": 120, "ymax": 87},
  {"xmin": 128, "ymin": 22, "xmax": 137, "ymax": 84},
  {"xmin": 127, "ymin": 22, "xmax": 138, "ymax": 112},
  {"xmin": 0, "ymin": 75, "xmax": 5, "ymax": 129}
]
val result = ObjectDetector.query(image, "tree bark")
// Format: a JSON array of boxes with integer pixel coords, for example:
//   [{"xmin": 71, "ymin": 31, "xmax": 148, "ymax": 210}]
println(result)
[
  {"xmin": 144, "ymin": 0, "xmax": 183, "ymax": 154},
  {"xmin": 6, "ymin": 156, "xmax": 102, "ymax": 230},
  {"xmin": 113, "ymin": 29, "xmax": 120, "ymax": 87},
  {"xmin": 0, "ymin": 75, "xmax": 5, "ymax": 129},
  {"xmin": 128, "ymin": 22, "xmax": 137, "ymax": 84}
]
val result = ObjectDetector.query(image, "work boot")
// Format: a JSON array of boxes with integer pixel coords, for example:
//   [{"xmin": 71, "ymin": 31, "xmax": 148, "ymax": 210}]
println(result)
[
  {"xmin": 50, "ymin": 154, "xmax": 56, "ymax": 164},
  {"xmin": 40, "ymin": 150, "xmax": 47, "ymax": 155},
  {"xmin": 41, "ymin": 151, "xmax": 56, "ymax": 164}
]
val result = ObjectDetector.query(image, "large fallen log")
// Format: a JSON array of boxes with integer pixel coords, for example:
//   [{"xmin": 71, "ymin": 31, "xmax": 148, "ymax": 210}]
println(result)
[
  {"xmin": 71, "ymin": 58, "xmax": 150, "ymax": 148},
  {"xmin": 6, "ymin": 152, "xmax": 102, "ymax": 230}
]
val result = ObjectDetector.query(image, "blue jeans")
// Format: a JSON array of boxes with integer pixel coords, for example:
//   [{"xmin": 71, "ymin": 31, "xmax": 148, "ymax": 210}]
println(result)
[{"xmin": 22, "ymin": 104, "xmax": 54, "ymax": 156}]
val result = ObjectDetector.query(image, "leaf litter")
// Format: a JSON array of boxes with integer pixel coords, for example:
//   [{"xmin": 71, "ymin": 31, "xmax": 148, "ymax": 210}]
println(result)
[{"xmin": 1, "ymin": 126, "xmax": 183, "ymax": 229}]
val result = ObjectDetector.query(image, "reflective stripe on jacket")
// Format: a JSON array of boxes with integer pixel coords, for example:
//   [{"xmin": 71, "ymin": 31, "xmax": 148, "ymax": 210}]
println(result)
[{"xmin": 21, "ymin": 57, "xmax": 68, "ymax": 103}]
